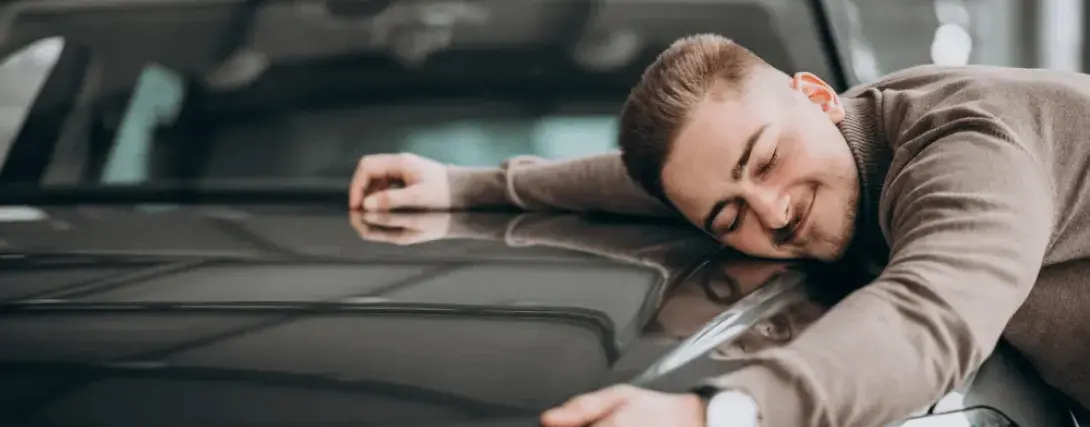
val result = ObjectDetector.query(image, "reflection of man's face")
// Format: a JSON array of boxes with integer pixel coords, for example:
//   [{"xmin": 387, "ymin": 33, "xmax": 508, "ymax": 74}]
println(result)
[
  {"xmin": 655, "ymin": 258, "xmax": 789, "ymax": 338},
  {"xmin": 711, "ymin": 300, "xmax": 825, "ymax": 359}
]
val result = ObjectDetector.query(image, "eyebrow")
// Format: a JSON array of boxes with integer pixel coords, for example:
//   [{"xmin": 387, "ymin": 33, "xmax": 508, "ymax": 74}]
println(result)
[
  {"xmin": 731, "ymin": 125, "xmax": 767, "ymax": 180},
  {"xmin": 702, "ymin": 125, "xmax": 768, "ymax": 235}
]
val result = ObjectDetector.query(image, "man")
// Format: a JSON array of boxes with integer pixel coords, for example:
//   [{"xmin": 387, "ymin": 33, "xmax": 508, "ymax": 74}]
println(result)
[{"xmin": 348, "ymin": 34, "xmax": 1090, "ymax": 426}]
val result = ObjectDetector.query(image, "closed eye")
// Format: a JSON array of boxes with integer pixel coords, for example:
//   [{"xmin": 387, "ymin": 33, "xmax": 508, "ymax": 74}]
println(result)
[
  {"xmin": 726, "ymin": 202, "xmax": 746, "ymax": 233},
  {"xmin": 756, "ymin": 147, "xmax": 779, "ymax": 177}
]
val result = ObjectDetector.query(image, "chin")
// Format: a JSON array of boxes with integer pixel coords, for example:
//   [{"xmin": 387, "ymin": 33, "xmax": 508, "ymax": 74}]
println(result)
[
  {"xmin": 804, "ymin": 226, "xmax": 853, "ymax": 262},
  {"xmin": 812, "ymin": 246, "xmax": 845, "ymax": 262},
  {"xmin": 811, "ymin": 198, "xmax": 857, "ymax": 261},
  {"xmin": 816, "ymin": 230, "xmax": 854, "ymax": 262}
]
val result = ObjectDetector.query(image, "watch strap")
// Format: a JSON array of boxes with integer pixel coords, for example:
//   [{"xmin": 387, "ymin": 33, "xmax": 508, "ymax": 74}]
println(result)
[{"xmin": 692, "ymin": 384, "xmax": 723, "ymax": 402}]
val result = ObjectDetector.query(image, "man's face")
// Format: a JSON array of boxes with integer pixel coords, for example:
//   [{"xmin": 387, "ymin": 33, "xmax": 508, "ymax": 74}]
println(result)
[{"xmin": 661, "ymin": 70, "xmax": 860, "ymax": 261}]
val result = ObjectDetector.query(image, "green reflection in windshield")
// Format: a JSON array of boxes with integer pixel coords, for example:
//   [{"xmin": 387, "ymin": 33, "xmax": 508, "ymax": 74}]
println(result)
[
  {"xmin": 93, "ymin": 64, "xmax": 620, "ymax": 184},
  {"xmin": 402, "ymin": 116, "xmax": 617, "ymax": 166},
  {"xmin": 102, "ymin": 64, "xmax": 184, "ymax": 184}
]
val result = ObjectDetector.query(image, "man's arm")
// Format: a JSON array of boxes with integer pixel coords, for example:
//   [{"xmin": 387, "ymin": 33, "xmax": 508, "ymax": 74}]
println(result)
[
  {"xmin": 447, "ymin": 152, "xmax": 677, "ymax": 217},
  {"xmin": 703, "ymin": 130, "xmax": 1055, "ymax": 426}
]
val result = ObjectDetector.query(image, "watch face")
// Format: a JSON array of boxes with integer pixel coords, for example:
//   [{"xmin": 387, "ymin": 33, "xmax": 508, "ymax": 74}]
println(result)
[{"xmin": 707, "ymin": 391, "xmax": 760, "ymax": 427}]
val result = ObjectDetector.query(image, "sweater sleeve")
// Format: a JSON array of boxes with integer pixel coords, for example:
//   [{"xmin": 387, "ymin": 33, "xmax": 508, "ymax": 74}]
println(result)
[
  {"xmin": 704, "ymin": 130, "xmax": 1055, "ymax": 426},
  {"xmin": 445, "ymin": 152, "xmax": 677, "ymax": 217}
]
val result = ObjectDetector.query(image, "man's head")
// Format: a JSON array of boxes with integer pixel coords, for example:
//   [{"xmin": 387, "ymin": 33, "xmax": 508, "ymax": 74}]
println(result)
[{"xmin": 619, "ymin": 34, "xmax": 860, "ymax": 261}]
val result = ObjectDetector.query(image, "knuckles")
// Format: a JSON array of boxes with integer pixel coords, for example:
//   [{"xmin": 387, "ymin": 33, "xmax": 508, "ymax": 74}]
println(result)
[{"xmin": 356, "ymin": 153, "xmax": 422, "ymax": 171}]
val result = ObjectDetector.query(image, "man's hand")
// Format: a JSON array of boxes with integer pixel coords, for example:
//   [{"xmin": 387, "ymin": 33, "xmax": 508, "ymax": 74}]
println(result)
[
  {"xmin": 349, "ymin": 211, "xmax": 452, "ymax": 245},
  {"xmin": 541, "ymin": 385, "xmax": 705, "ymax": 427},
  {"xmin": 349, "ymin": 153, "xmax": 451, "ymax": 211}
]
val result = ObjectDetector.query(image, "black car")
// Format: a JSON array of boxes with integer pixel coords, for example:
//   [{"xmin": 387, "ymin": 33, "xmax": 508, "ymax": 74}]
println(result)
[
  {"xmin": 0, "ymin": 209, "xmax": 1073, "ymax": 426},
  {"xmin": 0, "ymin": 0, "xmax": 1078, "ymax": 426}
]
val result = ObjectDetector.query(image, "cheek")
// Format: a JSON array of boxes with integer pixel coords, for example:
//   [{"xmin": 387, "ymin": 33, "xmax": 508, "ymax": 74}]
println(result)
[
  {"xmin": 781, "ymin": 138, "xmax": 844, "ymax": 185},
  {"xmin": 801, "ymin": 127, "xmax": 854, "ymax": 170},
  {"xmin": 815, "ymin": 183, "xmax": 858, "ymax": 226},
  {"xmin": 793, "ymin": 132, "xmax": 826, "ymax": 160},
  {"xmin": 769, "ymin": 132, "xmax": 818, "ymax": 182}
]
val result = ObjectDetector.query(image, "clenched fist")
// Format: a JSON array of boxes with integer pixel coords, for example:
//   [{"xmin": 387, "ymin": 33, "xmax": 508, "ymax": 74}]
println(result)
[{"xmin": 348, "ymin": 153, "xmax": 452, "ymax": 211}]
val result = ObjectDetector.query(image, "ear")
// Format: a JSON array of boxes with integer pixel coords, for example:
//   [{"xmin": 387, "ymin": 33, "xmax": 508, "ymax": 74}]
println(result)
[{"xmin": 790, "ymin": 72, "xmax": 844, "ymax": 123}]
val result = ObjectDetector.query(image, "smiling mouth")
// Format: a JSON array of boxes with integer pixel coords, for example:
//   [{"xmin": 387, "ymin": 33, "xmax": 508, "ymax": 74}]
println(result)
[{"xmin": 778, "ymin": 188, "xmax": 816, "ymax": 246}]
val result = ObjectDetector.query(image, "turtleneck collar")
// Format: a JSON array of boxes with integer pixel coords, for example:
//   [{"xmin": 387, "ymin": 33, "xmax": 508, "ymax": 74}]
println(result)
[{"xmin": 836, "ymin": 94, "xmax": 893, "ymax": 259}]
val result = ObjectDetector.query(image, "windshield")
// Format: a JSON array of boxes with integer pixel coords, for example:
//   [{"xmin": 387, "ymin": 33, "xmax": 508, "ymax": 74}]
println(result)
[
  {"xmin": 0, "ymin": 0, "xmax": 1068, "ymax": 193},
  {"xmin": 87, "ymin": 66, "xmax": 622, "ymax": 186},
  {"xmin": 0, "ymin": 0, "xmax": 845, "ymax": 195},
  {"xmin": 2, "ymin": 55, "xmax": 623, "ymax": 189},
  {"xmin": 0, "ymin": 38, "xmax": 64, "ymax": 168}
]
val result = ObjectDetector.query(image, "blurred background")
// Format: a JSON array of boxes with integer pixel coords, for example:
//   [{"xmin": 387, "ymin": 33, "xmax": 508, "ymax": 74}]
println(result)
[{"xmin": 0, "ymin": 0, "xmax": 1086, "ymax": 186}]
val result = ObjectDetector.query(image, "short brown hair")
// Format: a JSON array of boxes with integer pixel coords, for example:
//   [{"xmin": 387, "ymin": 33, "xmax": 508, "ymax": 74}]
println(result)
[{"xmin": 618, "ymin": 34, "xmax": 767, "ymax": 205}]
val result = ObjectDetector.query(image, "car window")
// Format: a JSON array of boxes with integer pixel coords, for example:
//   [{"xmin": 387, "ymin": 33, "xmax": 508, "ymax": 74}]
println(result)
[
  {"xmin": 101, "ymin": 64, "xmax": 187, "ymax": 184},
  {"xmin": 0, "ymin": 37, "xmax": 65, "ymax": 167},
  {"xmin": 187, "ymin": 96, "xmax": 619, "ymax": 180},
  {"xmin": 0, "ymin": 0, "xmax": 845, "ymax": 189},
  {"xmin": 94, "ymin": 63, "xmax": 619, "ymax": 185}
]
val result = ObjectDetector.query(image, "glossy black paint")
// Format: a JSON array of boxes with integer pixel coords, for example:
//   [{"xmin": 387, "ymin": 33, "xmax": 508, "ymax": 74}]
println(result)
[
  {"xmin": 0, "ymin": 206, "xmax": 772, "ymax": 426},
  {"xmin": 0, "ymin": 206, "xmax": 1073, "ymax": 426}
]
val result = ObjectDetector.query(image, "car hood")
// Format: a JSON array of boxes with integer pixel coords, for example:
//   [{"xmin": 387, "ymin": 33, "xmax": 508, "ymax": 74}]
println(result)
[
  {"xmin": 0, "ymin": 204, "xmax": 1068, "ymax": 427},
  {"xmin": 0, "ymin": 204, "xmax": 826, "ymax": 426}
]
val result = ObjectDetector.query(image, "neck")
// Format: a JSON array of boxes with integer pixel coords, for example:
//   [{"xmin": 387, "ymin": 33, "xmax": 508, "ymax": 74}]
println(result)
[{"xmin": 837, "ymin": 95, "xmax": 893, "ymax": 259}]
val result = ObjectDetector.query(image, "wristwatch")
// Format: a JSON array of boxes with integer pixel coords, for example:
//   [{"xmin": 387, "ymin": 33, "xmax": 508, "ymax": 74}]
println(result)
[{"xmin": 693, "ymin": 385, "xmax": 761, "ymax": 427}]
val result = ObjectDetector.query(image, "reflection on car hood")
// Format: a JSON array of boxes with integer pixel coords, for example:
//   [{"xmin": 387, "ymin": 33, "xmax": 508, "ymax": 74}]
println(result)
[
  {"xmin": 0, "ymin": 204, "xmax": 1068, "ymax": 427},
  {"xmin": 0, "ymin": 204, "xmax": 810, "ymax": 426}
]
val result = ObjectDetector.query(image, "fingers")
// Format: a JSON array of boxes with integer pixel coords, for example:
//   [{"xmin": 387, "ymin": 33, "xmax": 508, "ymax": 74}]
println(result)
[
  {"xmin": 348, "ymin": 210, "xmax": 369, "ymax": 236},
  {"xmin": 358, "ymin": 211, "xmax": 429, "ymax": 229},
  {"xmin": 349, "ymin": 211, "xmax": 449, "ymax": 246},
  {"xmin": 358, "ymin": 222, "xmax": 417, "ymax": 245},
  {"xmin": 361, "ymin": 187, "xmax": 422, "ymax": 211},
  {"xmin": 349, "ymin": 154, "xmax": 418, "ymax": 210},
  {"xmin": 541, "ymin": 385, "xmax": 637, "ymax": 427},
  {"xmin": 349, "ymin": 211, "xmax": 418, "ymax": 245},
  {"xmin": 349, "ymin": 157, "xmax": 377, "ymax": 210}
]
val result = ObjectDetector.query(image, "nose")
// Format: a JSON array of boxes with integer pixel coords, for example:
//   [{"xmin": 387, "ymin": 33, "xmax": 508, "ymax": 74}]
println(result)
[{"xmin": 744, "ymin": 187, "xmax": 791, "ymax": 229}]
